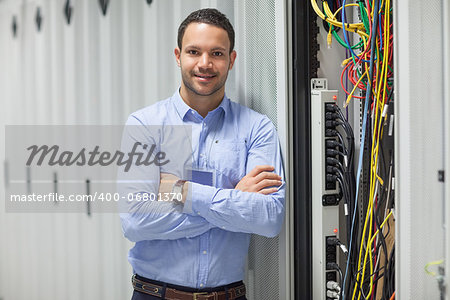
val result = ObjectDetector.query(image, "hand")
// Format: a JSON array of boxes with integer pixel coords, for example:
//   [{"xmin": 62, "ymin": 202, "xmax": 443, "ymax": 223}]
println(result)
[
  {"xmin": 159, "ymin": 173, "xmax": 179, "ymax": 194},
  {"xmin": 235, "ymin": 165, "xmax": 282, "ymax": 195},
  {"xmin": 159, "ymin": 173, "xmax": 189, "ymax": 203}
]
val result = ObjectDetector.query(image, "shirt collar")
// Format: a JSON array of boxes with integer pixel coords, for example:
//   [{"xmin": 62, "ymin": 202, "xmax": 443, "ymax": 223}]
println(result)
[{"xmin": 172, "ymin": 88, "xmax": 230, "ymax": 120}]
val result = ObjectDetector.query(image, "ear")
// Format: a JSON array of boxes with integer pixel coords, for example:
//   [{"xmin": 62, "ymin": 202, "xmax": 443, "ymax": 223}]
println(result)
[
  {"xmin": 228, "ymin": 50, "xmax": 237, "ymax": 70},
  {"xmin": 174, "ymin": 47, "xmax": 181, "ymax": 67}
]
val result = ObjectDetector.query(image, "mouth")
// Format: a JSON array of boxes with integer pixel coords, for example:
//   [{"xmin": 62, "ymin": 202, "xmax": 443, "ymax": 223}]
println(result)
[{"xmin": 194, "ymin": 74, "xmax": 216, "ymax": 81}]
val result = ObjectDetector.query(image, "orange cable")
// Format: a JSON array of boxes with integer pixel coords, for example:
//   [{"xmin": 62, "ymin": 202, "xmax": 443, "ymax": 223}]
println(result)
[{"xmin": 389, "ymin": 291, "xmax": 395, "ymax": 300}]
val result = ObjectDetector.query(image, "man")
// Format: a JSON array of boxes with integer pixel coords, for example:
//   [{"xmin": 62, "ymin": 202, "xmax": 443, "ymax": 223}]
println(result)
[{"xmin": 119, "ymin": 8, "xmax": 285, "ymax": 300}]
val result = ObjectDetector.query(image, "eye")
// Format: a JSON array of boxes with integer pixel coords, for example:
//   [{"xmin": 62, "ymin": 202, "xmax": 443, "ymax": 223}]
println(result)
[
  {"xmin": 213, "ymin": 51, "xmax": 223, "ymax": 56},
  {"xmin": 188, "ymin": 50, "xmax": 198, "ymax": 55}
]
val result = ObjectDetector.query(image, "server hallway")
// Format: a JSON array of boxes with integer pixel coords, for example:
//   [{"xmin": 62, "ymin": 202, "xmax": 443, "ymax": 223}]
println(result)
[{"xmin": 0, "ymin": 1, "xmax": 449, "ymax": 299}]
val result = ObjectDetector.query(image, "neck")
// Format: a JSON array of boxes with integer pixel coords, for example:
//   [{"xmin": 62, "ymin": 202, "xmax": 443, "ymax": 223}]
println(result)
[{"xmin": 179, "ymin": 85, "xmax": 224, "ymax": 118}]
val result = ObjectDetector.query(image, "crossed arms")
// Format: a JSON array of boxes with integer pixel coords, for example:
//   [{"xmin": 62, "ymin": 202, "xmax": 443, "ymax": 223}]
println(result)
[{"xmin": 119, "ymin": 115, "xmax": 286, "ymax": 242}]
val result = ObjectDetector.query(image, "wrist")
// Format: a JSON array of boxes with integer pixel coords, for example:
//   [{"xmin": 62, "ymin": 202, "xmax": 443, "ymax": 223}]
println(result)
[
  {"xmin": 172, "ymin": 180, "xmax": 188, "ymax": 204},
  {"xmin": 182, "ymin": 181, "xmax": 189, "ymax": 204}
]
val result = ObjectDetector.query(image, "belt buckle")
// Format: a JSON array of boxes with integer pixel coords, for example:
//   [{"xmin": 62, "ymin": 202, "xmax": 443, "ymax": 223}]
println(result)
[{"xmin": 193, "ymin": 291, "xmax": 209, "ymax": 300}]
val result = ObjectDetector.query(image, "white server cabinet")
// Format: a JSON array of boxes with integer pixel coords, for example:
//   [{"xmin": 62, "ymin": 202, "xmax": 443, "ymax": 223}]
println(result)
[{"xmin": 395, "ymin": 0, "xmax": 449, "ymax": 299}]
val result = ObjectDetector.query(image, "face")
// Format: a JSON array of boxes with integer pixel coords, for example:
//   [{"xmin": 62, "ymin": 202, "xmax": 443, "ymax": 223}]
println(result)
[{"xmin": 174, "ymin": 22, "xmax": 236, "ymax": 98}]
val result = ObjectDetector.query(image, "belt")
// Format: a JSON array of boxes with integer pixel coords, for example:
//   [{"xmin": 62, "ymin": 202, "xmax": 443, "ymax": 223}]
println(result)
[{"xmin": 132, "ymin": 275, "xmax": 246, "ymax": 300}]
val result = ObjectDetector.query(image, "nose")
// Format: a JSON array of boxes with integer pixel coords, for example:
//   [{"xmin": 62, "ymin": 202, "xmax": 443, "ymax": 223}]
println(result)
[{"xmin": 198, "ymin": 53, "xmax": 212, "ymax": 69}]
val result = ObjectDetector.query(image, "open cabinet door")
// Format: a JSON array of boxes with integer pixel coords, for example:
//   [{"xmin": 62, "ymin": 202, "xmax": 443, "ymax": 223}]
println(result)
[{"xmin": 395, "ymin": 0, "xmax": 448, "ymax": 299}]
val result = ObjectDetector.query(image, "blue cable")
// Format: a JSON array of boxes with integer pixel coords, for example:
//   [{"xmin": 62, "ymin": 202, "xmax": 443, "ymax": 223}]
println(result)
[
  {"xmin": 341, "ymin": 0, "xmax": 370, "ymax": 62},
  {"xmin": 341, "ymin": 0, "xmax": 380, "ymax": 298}
]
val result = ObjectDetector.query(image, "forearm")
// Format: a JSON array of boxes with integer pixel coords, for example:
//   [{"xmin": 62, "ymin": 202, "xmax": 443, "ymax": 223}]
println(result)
[
  {"xmin": 183, "ymin": 182, "xmax": 285, "ymax": 238},
  {"xmin": 120, "ymin": 205, "xmax": 213, "ymax": 242},
  {"xmin": 118, "ymin": 184, "xmax": 215, "ymax": 241}
]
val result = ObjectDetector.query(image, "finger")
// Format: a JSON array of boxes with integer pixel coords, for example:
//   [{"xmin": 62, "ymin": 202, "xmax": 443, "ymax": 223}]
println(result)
[
  {"xmin": 258, "ymin": 187, "xmax": 279, "ymax": 195},
  {"xmin": 256, "ymin": 179, "xmax": 282, "ymax": 190},
  {"xmin": 255, "ymin": 171, "xmax": 282, "ymax": 182},
  {"xmin": 247, "ymin": 165, "xmax": 275, "ymax": 177}
]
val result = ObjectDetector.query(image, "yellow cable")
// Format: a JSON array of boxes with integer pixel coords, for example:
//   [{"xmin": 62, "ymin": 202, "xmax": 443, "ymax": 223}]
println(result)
[
  {"xmin": 355, "ymin": 45, "xmax": 377, "ymax": 300},
  {"xmin": 325, "ymin": 1, "xmax": 370, "ymax": 39},
  {"xmin": 351, "ymin": 26, "xmax": 372, "ymax": 300},
  {"xmin": 352, "ymin": 199, "xmax": 372, "ymax": 299},
  {"xmin": 344, "ymin": 69, "xmax": 368, "ymax": 108},
  {"xmin": 358, "ymin": 2, "xmax": 391, "ymax": 297},
  {"xmin": 341, "ymin": 57, "xmax": 353, "ymax": 67},
  {"xmin": 353, "ymin": 1, "xmax": 387, "ymax": 297},
  {"xmin": 311, "ymin": 0, "xmax": 369, "ymax": 38},
  {"xmin": 310, "ymin": 0, "xmax": 393, "ymax": 297},
  {"xmin": 327, "ymin": 23, "xmax": 333, "ymax": 48},
  {"xmin": 312, "ymin": 0, "xmax": 362, "ymax": 28},
  {"xmin": 367, "ymin": 210, "xmax": 393, "ymax": 246},
  {"xmin": 325, "ymin": 1, "xmax": 361, "ymax": 22},
  {"xmin": 425, "ymin": 260, "xmax": 445, "ymax": 277},
  {"xmin": 354, "ymin": 80, "xmax": 379, "ymax": 298},
  {"xmin": 376, "ymin": 173, "xmax": 384, "ymax": 186},
  {"xmin": 343, "ymin": 34, "xmax": 369, "ymax": 107}
]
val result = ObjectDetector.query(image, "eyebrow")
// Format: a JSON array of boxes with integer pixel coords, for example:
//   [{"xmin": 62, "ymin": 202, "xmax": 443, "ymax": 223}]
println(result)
[{"xmin": 184, "ymin": 45, "xmax": 227, "ymax": 52}]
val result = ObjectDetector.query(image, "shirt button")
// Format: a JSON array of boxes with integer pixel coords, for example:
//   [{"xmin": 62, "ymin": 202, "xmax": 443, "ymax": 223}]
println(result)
[
  {"xmin": 203, "ymin": 251, "xmax": 207, "ymax": 254},
  {"xmin": 197, "ymin": 212, "xmax": 201, "ymax": 215},
  {"xmin": 200, "ymin": 284, "xmax": 204, "ymax": 287}
]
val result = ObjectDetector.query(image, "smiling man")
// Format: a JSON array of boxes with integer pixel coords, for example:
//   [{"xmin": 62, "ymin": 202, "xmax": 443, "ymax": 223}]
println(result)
[
  {"xmin": 119, "ymin": 8, "xmax": 285, "ymax": 300},
  {"xmin": 174, "ymin": 21, "xmax": 236, "ymax": 116}
]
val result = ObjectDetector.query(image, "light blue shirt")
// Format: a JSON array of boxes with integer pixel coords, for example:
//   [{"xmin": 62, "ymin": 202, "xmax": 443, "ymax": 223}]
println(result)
[{"xmin": 119, "ymin": 89, "xmax": 285, "ymax": 288}]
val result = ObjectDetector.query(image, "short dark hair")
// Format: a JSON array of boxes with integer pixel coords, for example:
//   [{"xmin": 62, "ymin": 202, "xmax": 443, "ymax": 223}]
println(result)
[{"xmin": 177, "ymin": 8, "xmax": 235, "ymax": 53}]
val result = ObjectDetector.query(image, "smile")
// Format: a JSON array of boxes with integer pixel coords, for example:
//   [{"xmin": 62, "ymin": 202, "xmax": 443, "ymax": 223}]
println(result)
[{"xmin": 195, "ymin": 74, "xmax": 216, "ymax": 79}]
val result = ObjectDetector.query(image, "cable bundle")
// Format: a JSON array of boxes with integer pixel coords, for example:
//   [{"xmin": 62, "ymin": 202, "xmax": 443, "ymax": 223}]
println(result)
[{"xmin": 311, "ymin": 1, "xmax": 395, "ymax": 299}]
